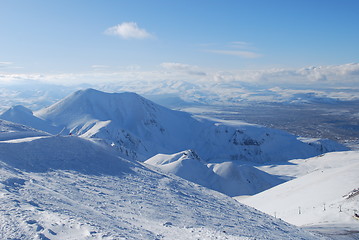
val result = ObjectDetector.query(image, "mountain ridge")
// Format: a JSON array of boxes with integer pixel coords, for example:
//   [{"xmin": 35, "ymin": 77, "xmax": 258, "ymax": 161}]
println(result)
[{"xmin": 34, "ymin": 88, "xmax": 348, "ymax": 162}]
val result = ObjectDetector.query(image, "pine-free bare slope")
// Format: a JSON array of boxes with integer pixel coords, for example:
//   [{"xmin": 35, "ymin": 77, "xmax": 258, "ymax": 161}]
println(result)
[
  {"xmin": 0, "ymin": 122, "xmax": 324, "ymax": 239},
  {"xmin": 240, "ymin": 151, "xmax": 359, "ymax": 236}
]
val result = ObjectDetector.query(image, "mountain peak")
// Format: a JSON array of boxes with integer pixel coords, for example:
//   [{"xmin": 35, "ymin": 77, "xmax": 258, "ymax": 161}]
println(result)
[
  {"xmin": 2, "ymin": 105, "xmax": 33, "ymax": 116},
  {"xmin": 75, "ymin": 88, "xmax": 141, "ymax": 100},
  {"xmin": 35, "ymin": 88, "xmax": 162, "ymax": 127},
  {"xmin": 145, "ymin": 150, "xmax": 203, "ymax": 166}
]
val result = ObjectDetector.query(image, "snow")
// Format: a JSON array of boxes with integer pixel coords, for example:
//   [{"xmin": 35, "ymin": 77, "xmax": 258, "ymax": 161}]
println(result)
[
  {"xmin": 210, "ymin": 162, "xmax": 284, "ymax": 196},
  {"xmin": 145, "ymin": 150, "xmax": 284, "ymax": 197},
  {"xmin": 144, "ymin": 150, "xmax": 215, "ymax": 188},
  {"xmin": 0, "ymin": 125, "xmax": 324, "ymax": 239},
  {"xmin": 30, "ymin": 88, "xmax": 347, "ymax": 163},
  {"xmin": 0, "ymin": 89, "xmax": 354, "ymax": 239},
  {"xmin": 0, "ymin": 105, "xmax": 61, "ymax": 134},
  {"xmin": 256, "ymin": 150, "xmax": 359, "ymax": 180},
  {"xmin": 239, "ymin": 151, "xmax": 359, "ymax": 237},
  {"xmin": 0, "ymin": 119, "xmax": 49, "ymax": 141}
]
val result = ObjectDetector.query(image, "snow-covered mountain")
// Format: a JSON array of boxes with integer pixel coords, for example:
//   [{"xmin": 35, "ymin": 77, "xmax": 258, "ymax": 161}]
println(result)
[
  {"xmin": 0, "ymin": 105, "xmax": 61, "ymax": 134},
  {"xmin": 239, "ymin": 151, "xmax": 359, "ymax": 236},
  {"xmin": 145, "ymin": 150, "xmax": 284, "ymax": 197},
  {"xmin": 0, "ymin": 121, "xmax": 324, "ymax": 239},
  {"xmin": 0, "ymin": 119, "xmax": 49, "ymax": 141},
  {"xmin": 1, "ymin": 88, "xmax": 349, "ymax": 199},
  {"xmin": 27, "ymin": 88, "xmax": 346, "ymax": 162},
  {"xmin": 145, "ymin": 150, "xmax": 217, "ymax": 189},
  {"xmin": 210, "ymin": 161, "xmax": 285, "ymax": 196}
]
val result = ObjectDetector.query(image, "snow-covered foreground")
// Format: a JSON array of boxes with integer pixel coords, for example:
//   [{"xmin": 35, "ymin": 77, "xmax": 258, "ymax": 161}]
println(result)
[
  {"xmin": 1, "ymin": 89, "xmax": 355, "ymax": 239},
  {"xmin": 239, "ymin": 151, "xmax": 359, "ymax": 238},
  {"xmin": 0, "ymin": 128, "xmax": 325, "ymax": 239}
]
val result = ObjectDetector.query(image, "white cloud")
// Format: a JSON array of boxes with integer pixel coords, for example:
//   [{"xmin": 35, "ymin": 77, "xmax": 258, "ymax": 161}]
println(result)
[
  {"xmin": 1, "ymin": 63, "xmax": 358, "ymax": 90},
  {"xmin": 206, "ymin": 50, "xmax": 262, "ymax": 59},
  {"xmin": 0, "ymin": 62, "xmax": 13, "ymax": 65},
  {"xmin": 161, "ymin": 62, "xmax": 195, "ymax": 71},
  {"xmin": 230, "ymin": 41, "xmax": 254, "ymax": 49},
  {"xmin": 160, "ymin": 62, "xmax": 207, "ymax": 76},
  {"xmin": 204, "ymin": 41, "xmax": 261, "ymax": 59},
  {"xmin": 0, "ymin": 62, "xmax": 14, "ymax": 68},
  {"xmin": 1, "ymin": 63, "xmax": 359, "ymax": 106},
  {"xmin": 91, "ymin": 65, "xmax": 110, "ymax": 69},
  {"xmin": 104, "ymin": 22, "xmax": 153, "ymax": 39},
  {"xmin": 232, "ymin": 63, "xmax": 359, "ymax": 87}
]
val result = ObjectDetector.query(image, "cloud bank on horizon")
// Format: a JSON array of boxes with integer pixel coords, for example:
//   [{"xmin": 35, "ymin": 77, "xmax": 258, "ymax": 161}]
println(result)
[
  {"xmin": 1, "ymin": 62, "xmax": 358, "ymax": 88},
  {"xmin": 1, "ymin": 62, "xmax": 359, "ymax": 110}
]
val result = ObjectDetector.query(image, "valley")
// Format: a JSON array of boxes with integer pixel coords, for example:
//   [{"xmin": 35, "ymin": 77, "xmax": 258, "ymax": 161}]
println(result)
[{"xmin": 182, "ymin": 101, "xmax": 359, "ymax": 150}]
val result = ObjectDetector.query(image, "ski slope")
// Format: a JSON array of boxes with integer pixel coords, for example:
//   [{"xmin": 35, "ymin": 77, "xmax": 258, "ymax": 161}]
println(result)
[
  {"xmin": 0, "ymin": 123, "xmax": 325, "ymax": 239},
  {"xmin": 240, "ymin": 151, "xmax": 359, "ymax": 235}
]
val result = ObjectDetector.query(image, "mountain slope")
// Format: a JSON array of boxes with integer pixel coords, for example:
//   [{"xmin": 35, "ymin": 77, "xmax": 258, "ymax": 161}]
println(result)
[
  {"xmin": 210, "ymin": 161, "xmax": 284, "ymax": 196},
  {"xmin": 145, "ymin": 150, "xmax": 217, "ymax": 188},
  {"xmin": 34, "ymin": 88, "xmax": 347, "ymax": 162},
  {"xmin": 0, "ymin": 119, "xmax": 49, "ymax": 141},
  {"xmin": 240, "ymin": 151, "xmax": 359, "ymax": 231},
  {"xmin": 145, "ymin": 150, "xmax": 284, "ymax": 197},
  {"xmin": 0, "ymin": 105, "xmax": 61, "ymax": 134},
  {"xmin": 0, "ymin": 131, "xmax": 324, "ymax": 239},
  {"xmin": 36, "ymin": 88, "xmax": 202, "ymax": 160}
]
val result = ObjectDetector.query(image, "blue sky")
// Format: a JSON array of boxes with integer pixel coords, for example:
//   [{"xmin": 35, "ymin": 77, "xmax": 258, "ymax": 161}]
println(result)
[{"xmin": 0, "ymin": 0, "xmax": 358, "ymax": 83}]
